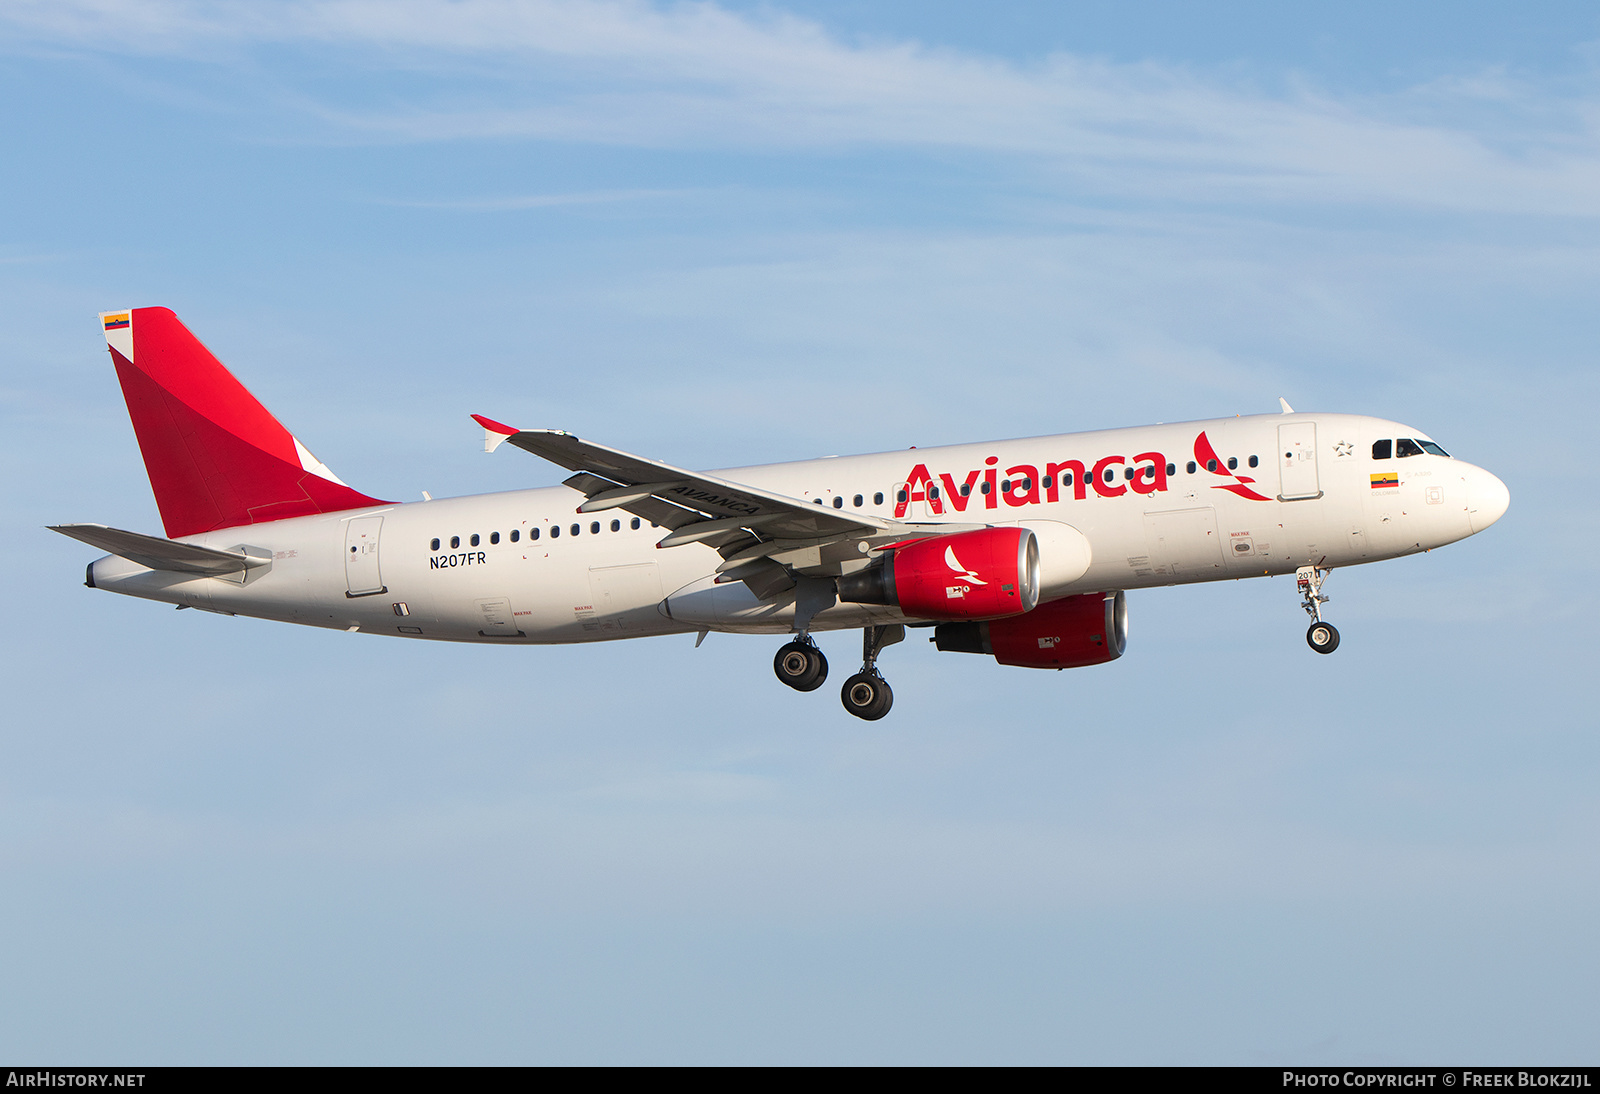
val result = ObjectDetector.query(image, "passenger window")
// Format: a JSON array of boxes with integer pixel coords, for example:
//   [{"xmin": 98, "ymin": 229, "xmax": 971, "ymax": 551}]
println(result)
[
  {"xmin": 833, "ymin": 496, "xmax": 843, "ymax": 508},
  {"xmin": 510, "ymin": 530, "xmax": 519, "ymax": 542},
  {"xmin": 1103, "ymin": 468, "xmax": 1115, "ymax": 483},
  {"xmin": 470, "ymin": 534, "xmax": 480, "ymax": 547},
  {"xmin": 1397, "ymin": 438, "xmax": 1425, "ymax": 458},
  {"xmin": 571, "ymin": 524, "xmax": 580, "ymax": 536},
  {"xmin": 1372, "ymin": 439, "xmax": 1392, "ymax": 459},
  {"xmin": 1001, "ymin": 480, "xmax": 1011, "ymax": 493},
  {"xmin": 1042, "ymin": 476, "xmax": 1052, "ymax": 489},
  {"xmin": 897, "ymin": 490, "xmax": 908, "ymax": 503},
  {"xmin": 550, "ymin": 526, "xmax": 559, "ymax": 539},
  {"xmin": 588, "ymin": 521, "xmax": 598, "ymax": 534},
  {"xmin": 631, "ymin": 517, "xmax": 641, "ymax": 530},
  {"xmin": 530, "ymin": 528, "xmax": 539, "ymax": 541},
  {"xmin": 1166, "ymin": 463, "xmax": 1175, "ymax": 476},
  {"xmin": 1123, "ymin": 468, "xmax": 1134, "ymax": 480},
  {"xmin": 853, "ymin": 494, "xmax": 863, "ymax": 507},
  {"xmin": 961, "ymin": 483, "xmax": 972, "ymax": 496},
  {"xmin": 430, "ymin": 538, "xmax": 440, "ymax": 551},
  {"xmin": 1227, "ymin": 457, "xmax": 1237, "ymax": 470},
  {"xmin": 1206, "ymin": 460, "xmax": 1217, "ymax": 472},
  {"xmin": 928, "ymin": 486, "xmax": 940, "ymax": 500},
  {"xmin": 490, "ymin": 532, "xmax": 500, "ymax": 545},
  {"xmin": 980, "ymin": 482, "xmax": 991, "ymax": 495},
  {"xmin": 814, "ymin": 498, "xmax": 823, "ymax": 505},
  {"xmin": 874, "ymin": 492, "xmax": 884, "ymax": 505},
  {"xmin": 1248, "ymin": 455, "xmax": 1258, "ymax": 468},
  {"xmin": 450, "ymin": 536, "xmax": 460, "ymax": 549},
  {"xmin": 610, "ymin": 519, "xmax": 620, "ymax": 532},
  {"xmin": 1023, "ymin": 477, "xmax": 1033, "ymax": 490},
  {"xmin": 1187, "ymin": 461, "xmax": 1196, "ymax": 474}
]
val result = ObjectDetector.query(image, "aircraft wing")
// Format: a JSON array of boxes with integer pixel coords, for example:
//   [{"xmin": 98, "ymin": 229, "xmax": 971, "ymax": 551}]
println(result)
[
  {"xmin": 473, "ymin": 415, "xmax": 975, "ymax": 597},
  {"xmin": 50, "ymin": 523, "xmax": 272, "ymax": 576}
]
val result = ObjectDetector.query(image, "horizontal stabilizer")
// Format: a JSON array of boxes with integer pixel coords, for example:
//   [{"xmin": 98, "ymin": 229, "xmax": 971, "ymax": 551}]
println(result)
[{"xmin": 50, "ymin": 523, "xmax": 271, "ymax": 576}]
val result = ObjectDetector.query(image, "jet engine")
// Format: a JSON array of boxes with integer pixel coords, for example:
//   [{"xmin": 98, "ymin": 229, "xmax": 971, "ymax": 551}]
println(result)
[
  {"xmin": 837, "ymin": 527, "xmax": 1039, "ymax": 621},
  {"xmin": 933, "ymin": 590, "xmax": 1127, "ymax": 668}
]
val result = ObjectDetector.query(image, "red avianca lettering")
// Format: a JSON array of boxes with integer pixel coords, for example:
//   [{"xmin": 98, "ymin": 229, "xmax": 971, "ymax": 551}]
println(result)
[
  {"xmin": 894, "ymin": 429, "xmax": 1279, "ymax": 517},
  {"xmin": 897, "ymin": 449, "xmax": 1171, "ymax": 517}
]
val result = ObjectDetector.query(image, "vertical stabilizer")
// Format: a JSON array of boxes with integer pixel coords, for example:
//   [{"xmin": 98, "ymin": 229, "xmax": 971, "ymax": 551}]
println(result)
[{"xmin": 101, "ymin": 307, "xmax": 388, "ymax": 538}]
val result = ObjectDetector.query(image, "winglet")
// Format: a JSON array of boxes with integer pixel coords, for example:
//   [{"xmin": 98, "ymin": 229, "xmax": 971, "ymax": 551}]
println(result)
[
  {"xmin": 1278, "ymin": 397, "xmax": 1295, "ymax": 414},
  {"xmin": 472, "ymin": 414, "xmax": 519, "ymax": 453}
]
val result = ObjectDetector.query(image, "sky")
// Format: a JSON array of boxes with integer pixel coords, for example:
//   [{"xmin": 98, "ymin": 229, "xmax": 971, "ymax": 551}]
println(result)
[{"xmin": 1, "ymin": 0, "xmax": 1597, "ymax": 1065}]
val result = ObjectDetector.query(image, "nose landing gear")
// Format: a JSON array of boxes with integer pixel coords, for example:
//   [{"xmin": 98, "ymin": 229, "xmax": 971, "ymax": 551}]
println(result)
[
  {"xmin": 840, "ymin": 624, "xmax": 904, "ymax": 720},
  {"xmin": 1297, "ymin": 565, "xmax": 1340, "ymax": 654},
  {"xmin": 773, "ymin": 636, "xmax": 828, "ymax": 691}
]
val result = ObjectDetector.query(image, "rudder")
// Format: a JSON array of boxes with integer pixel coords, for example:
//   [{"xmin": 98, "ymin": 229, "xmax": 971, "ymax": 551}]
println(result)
[{"xmin": 100, "ymin": 307, "xmax": 387, "ymax": 538}]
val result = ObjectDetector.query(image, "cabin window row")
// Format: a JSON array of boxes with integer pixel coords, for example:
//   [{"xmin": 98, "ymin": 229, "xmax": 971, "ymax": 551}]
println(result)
[
  {"xmin": 812, "ymin": 492, "xmax": 889, "ymax": 508},
  {"xmin": 430, "ymin": 517, "xmax": 645, "ymax": 551}
]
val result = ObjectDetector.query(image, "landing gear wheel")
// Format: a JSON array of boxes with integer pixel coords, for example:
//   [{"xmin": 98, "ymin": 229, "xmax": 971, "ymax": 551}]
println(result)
[
  {"xmin": 1306, "ymin": 621, "xmax": 1340, "ymax": 654},
  {"xmin": 774, "ymin": 641, "xmax": 828, "ymax": 691},
  {"xmin": 841, "ymin": 672, "xmax": 893, "ymax": 720}
]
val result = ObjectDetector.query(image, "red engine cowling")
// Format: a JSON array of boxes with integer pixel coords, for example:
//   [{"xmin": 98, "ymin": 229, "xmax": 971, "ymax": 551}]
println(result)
[
  {"xmin": 836, "ymin": 527, "xmax": 1040, "ymax": 621},
  {"xmin": 933, "ymin": 590, "xmax": 1127, "ymax": 668}
]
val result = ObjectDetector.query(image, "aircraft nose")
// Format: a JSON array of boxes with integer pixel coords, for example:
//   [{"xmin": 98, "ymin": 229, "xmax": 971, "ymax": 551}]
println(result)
[{"xmin": 1467, "ymin": 467, "xmax": 1510, "ymax": 533}]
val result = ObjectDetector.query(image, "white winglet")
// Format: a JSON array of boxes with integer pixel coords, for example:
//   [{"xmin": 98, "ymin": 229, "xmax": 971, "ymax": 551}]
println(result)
[
  {"xmin": 471, "ymin": 413, "xmax": 519, "ymax": 453},
  {"xmin": 1279, "ymin": 397, "xmax": 1295, "ymax": 414}
]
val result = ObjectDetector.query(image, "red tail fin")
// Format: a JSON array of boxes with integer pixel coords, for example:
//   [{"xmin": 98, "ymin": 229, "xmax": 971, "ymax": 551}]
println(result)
[{"xmin": 101, "ymin": 307, "xmax": 388, "ymax": 538}]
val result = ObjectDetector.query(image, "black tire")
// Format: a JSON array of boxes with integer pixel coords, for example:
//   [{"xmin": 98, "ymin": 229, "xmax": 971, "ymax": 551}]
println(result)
[
  {"xmin": 1306, "ymin": 621, "xmax": 1340, "ymax": 654},
  {"xmin": 774, "ymin": 641, "xmax": 828, "ymax": 691},
  {"xmin": 841, "ymin": 672, "xmax": 893, "ymax": 720}
]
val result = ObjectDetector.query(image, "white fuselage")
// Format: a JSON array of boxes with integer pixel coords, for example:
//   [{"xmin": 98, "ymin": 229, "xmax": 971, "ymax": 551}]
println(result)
[{"xmin": 88, "ymin": 413, "xmax": 1507, "ymax": 642}]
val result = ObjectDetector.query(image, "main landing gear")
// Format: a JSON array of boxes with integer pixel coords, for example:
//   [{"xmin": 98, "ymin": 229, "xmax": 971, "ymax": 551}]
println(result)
[
  {"xmin": 1297, "ymin": 564, "xmax": 1340, "ymax": 655},
  {"xmin": 840, "ymin": 624, "xmax": 904, "ymax": 721},
  {"xmin": 774, "ymin": 625, "xmax": 905, "ymax": 719},
  {"xmin": 774, "ymin": 636, "xmax": 828, "ymax": 692}
]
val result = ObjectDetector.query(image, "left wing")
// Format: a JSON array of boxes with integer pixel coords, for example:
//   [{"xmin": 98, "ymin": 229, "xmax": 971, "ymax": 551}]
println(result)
[{"xmin": 472, "ymin": 415, "xmax": 974, "ymax": 597}]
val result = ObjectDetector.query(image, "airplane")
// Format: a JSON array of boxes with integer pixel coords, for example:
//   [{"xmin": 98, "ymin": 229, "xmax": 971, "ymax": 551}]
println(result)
[{"xmin": 54, "ymin": 307, "xmax": 1511, "ymax": 720}]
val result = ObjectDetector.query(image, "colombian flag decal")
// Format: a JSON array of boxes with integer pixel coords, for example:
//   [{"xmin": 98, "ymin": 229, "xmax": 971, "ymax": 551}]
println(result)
[
  {"xmin": 103, "ymin": 313, "xmax": 130, "ymax": 330},
  {"xmin": 1370, "ymin": 472, "xmax": 1399, "ymax": 489}
]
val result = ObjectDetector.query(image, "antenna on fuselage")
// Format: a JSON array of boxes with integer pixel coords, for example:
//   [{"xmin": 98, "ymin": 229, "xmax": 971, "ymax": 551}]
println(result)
[{"xmin": 1279, "ymin": 397, "xmax": 1295, "ymax": 414}]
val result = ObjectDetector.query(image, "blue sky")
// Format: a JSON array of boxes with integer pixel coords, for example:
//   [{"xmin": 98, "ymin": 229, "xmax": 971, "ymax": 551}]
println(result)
[{"xmin": 2, "ymin": 0, "xmax": 1597, "ymax": 1064}]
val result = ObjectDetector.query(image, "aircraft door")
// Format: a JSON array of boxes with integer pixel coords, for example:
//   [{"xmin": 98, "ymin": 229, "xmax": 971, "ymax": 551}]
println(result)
[
  {"xmin": 344, "ymin": 516, "xmax": 385, "ymax": 597},
  {"xmin": 1143, "ymin": 507, "xmax": 1225, "ymax": 577},
  {"xmin": 589, "ymin": 563, "xmax": 665, "ymax": 632},
  {"xmin": 1278, "ymin": 423, "xmax": 1321, "ymax": 500},
  {"xmin": 476, "ymin": 597, "xmax": 522, "ymax": 637}
]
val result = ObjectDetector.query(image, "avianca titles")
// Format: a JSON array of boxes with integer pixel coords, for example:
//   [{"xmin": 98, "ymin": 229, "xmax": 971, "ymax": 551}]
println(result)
[{"xmin": 56, "ymin": 307, "xmax": 1510, "ymax": 720}]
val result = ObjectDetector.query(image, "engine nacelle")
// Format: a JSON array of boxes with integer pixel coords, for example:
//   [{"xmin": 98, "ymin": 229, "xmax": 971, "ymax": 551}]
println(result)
[
  {"xmin": 933, "ymin": 590, "xmax": 1128, "ymax": 668},
  {"xmin": 837, "ymin": 527, "xmax": 1039, "ymax": 621}
]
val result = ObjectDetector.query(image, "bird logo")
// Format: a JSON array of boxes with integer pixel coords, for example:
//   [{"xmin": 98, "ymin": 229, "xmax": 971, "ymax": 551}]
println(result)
[{"xmin": 945, "ymin": 545, "xmax": 987, "ymax": 585}]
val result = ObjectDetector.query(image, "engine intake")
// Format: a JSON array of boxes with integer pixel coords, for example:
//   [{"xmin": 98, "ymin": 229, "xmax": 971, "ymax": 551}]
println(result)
[{"xmin": 934, "ymin": 590, "xmax": 1128, "ymax": 669}]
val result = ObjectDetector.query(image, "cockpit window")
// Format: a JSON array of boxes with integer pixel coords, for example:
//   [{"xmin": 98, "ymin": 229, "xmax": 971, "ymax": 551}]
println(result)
[
  {"xmin": 1396, "ymin": 438, "xmax": 1425, "ymax": 458},
  {"xmin": 1372, "ymin": 439, "xmax": 1392, "ymax": 460},
  {"xmin": 1417, "ymin": 440, "xmax": 1450, "ymax": 457}
]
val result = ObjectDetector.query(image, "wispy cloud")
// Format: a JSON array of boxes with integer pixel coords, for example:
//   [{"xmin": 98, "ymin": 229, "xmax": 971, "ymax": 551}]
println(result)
[
  {"xmin": 6, "ymin": 0, "xmax": 1600, "ymax": 214},
  {"xmin": 369, "ymin": 187, "xmax": 696, "ymax": 211}
]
